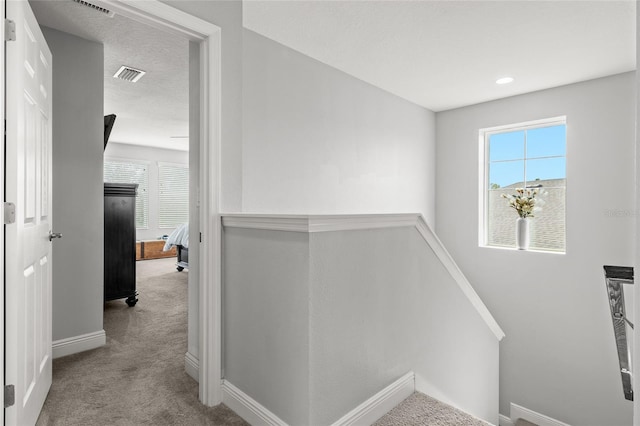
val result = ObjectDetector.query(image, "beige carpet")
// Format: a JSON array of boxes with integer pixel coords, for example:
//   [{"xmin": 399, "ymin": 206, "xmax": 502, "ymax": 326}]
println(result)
[
  {"xmin": 515, "ymin": 420, "xmax": 538, "ymax": 426},
  {"xmin": 36, "ymin": 264, "xmax": 248, "ymax": 426},
  {"xmin": 374, "ymin": 392, "xmax": 491, "ymax": 426}
]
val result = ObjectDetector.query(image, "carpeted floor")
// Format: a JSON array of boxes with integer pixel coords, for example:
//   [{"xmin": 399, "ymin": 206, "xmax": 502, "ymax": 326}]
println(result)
[
  {"xmin": 515, "ymin": 420, "xmax": 538, "ymax": 426},
  {"xmin": 374, "ymin": 392, "xmax": 491, "ymax": 426},
  {"xmin": 36, "ymin": 258, "xmax": 523, "ymax": 426},
  {"xmin": 36, "ymin": 260, "xmax": 248, "ymax": 426}
]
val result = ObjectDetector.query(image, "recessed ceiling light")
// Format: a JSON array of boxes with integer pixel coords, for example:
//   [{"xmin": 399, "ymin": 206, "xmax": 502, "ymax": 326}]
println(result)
[{"xmin": 496, "ymin": 77, "xmax": 514, "ymax": 85}]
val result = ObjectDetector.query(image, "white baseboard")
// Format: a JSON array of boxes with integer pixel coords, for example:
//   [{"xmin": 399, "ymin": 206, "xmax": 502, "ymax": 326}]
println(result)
[
  {"xmin": 184, "ymin": 351, "xmax": 199, "ymax": 382},
  {"xmin": 511, "ymin": 403, "xmax": 571, "ymax": 426},
  {"xmin": 52, "ymin": 330, "xmax": 106, "ymax": 359},
  {"xmin": 331, "ymin": 371, "xmax": 415, "ymax": 426},
  {"xmin": 222, "ymin": 380, "xmax": 288, "ymax": 426},
  {"xmin": 499, "ymin": 413, "xmax": 515, "ymax": 426},
  {"xmin": 222, "ymin": 372, "xmax": 414, "ymax": 426}
]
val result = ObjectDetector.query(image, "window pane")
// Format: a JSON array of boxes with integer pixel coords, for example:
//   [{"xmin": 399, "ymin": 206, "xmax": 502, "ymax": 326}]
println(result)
[
  {"xmin": 484, "ymin": 119, "xmax": 566, "ymax": 253},
  {"xmin": 487, "ymin": 189, "xmax": 515, "ymax": 247},
  {"xmin": 104, "ymin": 161, "xmax": 149, "ymax": 229},
  {"xmin": 526, "ymin": 125, "xmax": 566, "ymax": 159},
  {"xmin": 488, "ymin": 187, "xmax": 566, "ymax": 252},
  {"xmin": 529, "ymin": 187, "xmax": 565, "ymax": 252},
  {"xmin": 489, "ymin": 160, "xmax": 524, "ymax": 189},
  {"xmin": 489, "ymin": 130, "xmax": 525, "ymax": 161},
  {"xmin": 526, "ymin": 157, "xmax": 566, "ymax": 184},
  {"xmin": 158, "ymin": 164, "xmax": 189, "ymax": 228}
]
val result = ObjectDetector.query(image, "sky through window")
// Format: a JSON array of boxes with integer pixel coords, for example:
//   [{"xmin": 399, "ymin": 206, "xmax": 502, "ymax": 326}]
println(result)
[{"xmin": 488, "ymin": 124, "xmax": 566, "ymax": 188}]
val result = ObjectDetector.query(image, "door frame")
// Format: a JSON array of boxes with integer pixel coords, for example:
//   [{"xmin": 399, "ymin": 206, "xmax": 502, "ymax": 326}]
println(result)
[
  {"xmin": 1, "ymin": 0, "xmax": 223, "ymax": 417},
  {"xmin": 96, "ymin": 0, "xmax": 223, "ymax": 406},
  {"xmin": 1, "ymin": 8, "xmax": 6, "ymax": 425}
]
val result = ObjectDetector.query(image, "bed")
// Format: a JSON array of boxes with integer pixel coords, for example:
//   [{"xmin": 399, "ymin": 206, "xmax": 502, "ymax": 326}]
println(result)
[{"xmin": 164, "ymin": 223, "xmax": 189, "ymax": 271}]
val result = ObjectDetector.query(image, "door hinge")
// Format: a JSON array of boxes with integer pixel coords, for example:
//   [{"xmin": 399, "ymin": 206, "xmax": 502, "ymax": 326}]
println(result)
[
  {"xmin": 5, "ymin": 19, "xmax": 16, "ymax": 42},
  {"xmin": 4, "ymin": 384, "xmax": 15, "ymax": 408},
  {"xmin": 4, "ymin": 202, "xmax": 16, "ymax": 224},
  {"xmin": 199, "ymin": 232, "xmax": 202, "ymax": 243}
]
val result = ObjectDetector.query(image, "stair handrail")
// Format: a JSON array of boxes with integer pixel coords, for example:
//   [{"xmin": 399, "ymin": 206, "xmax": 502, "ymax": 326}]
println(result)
[
  {"xmin": 222, "ymin": 213, "xmax": 505, "ymax": 341},
  {"xmin": 415, "ymin": 215, "xmax": 505, "ymax": 341}
]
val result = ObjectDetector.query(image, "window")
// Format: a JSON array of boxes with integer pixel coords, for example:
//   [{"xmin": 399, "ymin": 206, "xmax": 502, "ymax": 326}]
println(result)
[
  {"xmin": 481, "ymin": 118, "xmax": 566, "ymax": 252},
  {"xmin": 158, "ymin": 163, "xmax": 189, "ymax": 228},
  {"xmin": 104, "ymin": 160, "xmax": 149, "ymax": 229}
]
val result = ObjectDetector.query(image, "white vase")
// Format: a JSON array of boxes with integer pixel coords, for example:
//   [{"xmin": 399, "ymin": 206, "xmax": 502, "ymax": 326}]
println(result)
[{"xmin": 516, "ymin": 217, "xmax": 529, "ymax": 250}]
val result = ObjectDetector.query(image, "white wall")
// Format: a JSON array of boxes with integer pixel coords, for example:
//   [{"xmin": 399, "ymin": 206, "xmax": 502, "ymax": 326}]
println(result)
[
  {"xmin": 161, "ymin": 0, "xmax": 243, "ymax": 213},
  {"xmin": 224, "ymin": 227, "xmax": 311, "ymax": 425},
  {"xmin": 187, "ymin": 40, "xmax": 200, "ymax": 374},
  {"xmin": 308, "ymin": 226, "xmax": 499, "ymax": 425},
  {"xmin": 242, "ymin": 30, "xmax": 436, "ymax": 224},
  {"xmin": 42, "ymin": 27, "xmax": 105, "ymax": 342},
  {"xmin": 104, "ymin": 142, "xmax": 188, "ymax": 241},
  {"xmin": 436, "ymin": 73, "xmax": 636, "ymax": 425},
  {"xmin": 223, "ymin": 222, "xmax": 499, "ymax": 425}
]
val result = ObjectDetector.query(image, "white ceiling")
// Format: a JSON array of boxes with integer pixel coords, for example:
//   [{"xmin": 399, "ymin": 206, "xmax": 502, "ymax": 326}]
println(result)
[
  {"xmin": 26, "ymin": 0, "xmax": 636, "ymax": 151},
  {"xmin": 29, "ymin": 0, "xmax": 189, "ymax": 151},
  {"xmin": 243, "ymin": 0, "xmax": 636, "ymax": 112}
]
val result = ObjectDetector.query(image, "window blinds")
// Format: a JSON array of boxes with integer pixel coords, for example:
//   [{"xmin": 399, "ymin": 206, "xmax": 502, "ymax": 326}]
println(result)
[
  {"xmin": 104, "ymin": 160, "xmax": 149, "ymax": 229},
  {"xmin": 158, "ymin": 164, "xmax": 189, "ymax": 228}
]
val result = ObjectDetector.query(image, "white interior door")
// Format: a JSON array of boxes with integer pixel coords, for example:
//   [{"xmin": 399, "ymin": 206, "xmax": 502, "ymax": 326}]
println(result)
[{"xmin": 5, "ymin": 0, "xmax": 53, "ymax": 424}]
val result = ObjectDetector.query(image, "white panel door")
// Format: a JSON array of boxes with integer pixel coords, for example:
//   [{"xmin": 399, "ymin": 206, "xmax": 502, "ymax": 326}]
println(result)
[{"xmin": 5, "ymin": 0, "xmax": 53, "ymax": 424}]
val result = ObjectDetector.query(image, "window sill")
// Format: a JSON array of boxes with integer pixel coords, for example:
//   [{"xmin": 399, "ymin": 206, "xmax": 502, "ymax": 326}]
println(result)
[{"xmin": 480, "ymin": 244, "xmax": 565, "ymax": 255}]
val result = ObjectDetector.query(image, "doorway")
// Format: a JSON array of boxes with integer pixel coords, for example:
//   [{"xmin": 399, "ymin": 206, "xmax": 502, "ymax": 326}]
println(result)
[
  {"xmin": 3, "ymin": 2, "xmax": 222, "ymax": 422},
  {"xmin": 87, "ymin": 3, "xmax": 223, "ymax": 405}
]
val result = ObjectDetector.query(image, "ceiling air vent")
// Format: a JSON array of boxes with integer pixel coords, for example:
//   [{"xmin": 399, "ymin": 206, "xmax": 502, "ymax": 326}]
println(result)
[
  {"xmin": 113, "ymin": 66, "xmax": 146, "ymax": 83},
  {"xmin": 71, "ymin": 0, "xmax": 115, "ymax": 18}
]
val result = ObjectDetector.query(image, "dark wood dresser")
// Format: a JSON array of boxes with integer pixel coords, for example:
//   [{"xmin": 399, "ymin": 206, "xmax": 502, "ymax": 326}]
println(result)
[{"xmin": 104, "ymin": 183, "xmax": 138, "ymax": 306}]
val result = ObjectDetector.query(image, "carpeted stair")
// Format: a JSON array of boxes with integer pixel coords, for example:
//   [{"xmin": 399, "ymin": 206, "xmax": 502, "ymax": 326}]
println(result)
[
  {"xmin": 374, "ymin": 391, "xmax": 540, "ymax": 426},
  {"xmin": 374, "ymin": 392, "xmax": 491, "ymax": 426},
  {"xmin": 515, "ymin": 419, "xmax": 538, "ymax": 426}
]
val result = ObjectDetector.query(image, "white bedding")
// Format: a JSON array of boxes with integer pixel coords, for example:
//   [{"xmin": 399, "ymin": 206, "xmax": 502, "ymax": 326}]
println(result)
[{"xmin": 163, "ymin": 223, "xmax": 189, "ymax": 251}]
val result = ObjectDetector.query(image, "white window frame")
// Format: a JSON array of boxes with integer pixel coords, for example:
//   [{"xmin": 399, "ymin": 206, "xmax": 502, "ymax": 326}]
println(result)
[
  {"xmin": 478, "ymin": 116, "xmax": 567, "ymax": 252},
  {"xmin": 104, "ymin": 157, "xmax": 151, "ymax": 230},
  {"xmin": 157, "ymin": 161, "xmax": 189, "ymax": 229}
]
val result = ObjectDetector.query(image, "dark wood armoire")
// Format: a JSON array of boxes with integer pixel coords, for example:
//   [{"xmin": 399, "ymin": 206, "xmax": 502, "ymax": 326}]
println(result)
[{"xmin": 104, "ymin": 183, "xmax": 138, "ymax": 306}]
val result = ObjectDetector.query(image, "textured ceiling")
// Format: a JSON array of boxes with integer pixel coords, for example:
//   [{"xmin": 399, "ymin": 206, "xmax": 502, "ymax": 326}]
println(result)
[
  {"xmin": 243, "ymin": 0, "xmax": 636, "ymax": 112},
  {"xmin": 29, "ymin": 0, "xmax": 189, "ymax": 151}
]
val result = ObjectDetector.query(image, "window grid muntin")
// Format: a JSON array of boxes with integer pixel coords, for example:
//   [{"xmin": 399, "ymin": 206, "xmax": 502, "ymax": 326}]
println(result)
[{"xmin": 482, "ymin": 118, "xmax": 566, "ymax": 251}]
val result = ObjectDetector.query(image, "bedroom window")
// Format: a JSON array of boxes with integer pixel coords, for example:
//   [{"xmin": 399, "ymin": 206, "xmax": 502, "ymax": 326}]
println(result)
[
  {"xmin": 480, "ymin": 117, "xmax": 566, "ymax": 252},
  {"xmin": 104, "ymin": 160, "xmax": 149, "ymax": 229},
  {"xmin": 158, "ymin": 163, "xmax": 189, "ymax": 228}
]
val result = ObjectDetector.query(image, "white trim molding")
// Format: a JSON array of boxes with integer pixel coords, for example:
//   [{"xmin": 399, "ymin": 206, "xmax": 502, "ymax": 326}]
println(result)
[
  {"xmin": 184, "ymin": 351, "xmax": 199, "ymax": 382},
  {"xmin": 222, "ymin": 213, "xmax": 505, "ymax": 341},
  {"xmin": 414, "ymin": 216, "xmax": 505, "ymax": 341},
  {"xmin": 510, "ymin": 403, "xmax": 571, "ymax": 426},
  {"xmin": 93, "ymin": 0, "xmax": 212, "ymax": 40},
  {"xmin": 222, "ymin": 213, "xmax": 421, "ymax": 233},
  {"xmin": 222, "ymin": 380, "xmax": 288, "ymax": 426},
  {"xmin": 331, "ymin": 371, "xmax": 415, "ymax": 426},
  {"xmin": 96, "ymin": 0, "xmax": 223, "ymax": 406},
  {"xmin": 198, "ymin": 31, "xmax": 223, "ymax": 407},
  {"xmin": 0, "ymin": 5, "xmax": 5, "ymax": 422},
  {"xmin": 52, "ymin": 330, "xmax": 106, "ymax": 359},
  {"xmin": 499, "ymin": 414, "xmax": 515, "ymax": 426}
]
